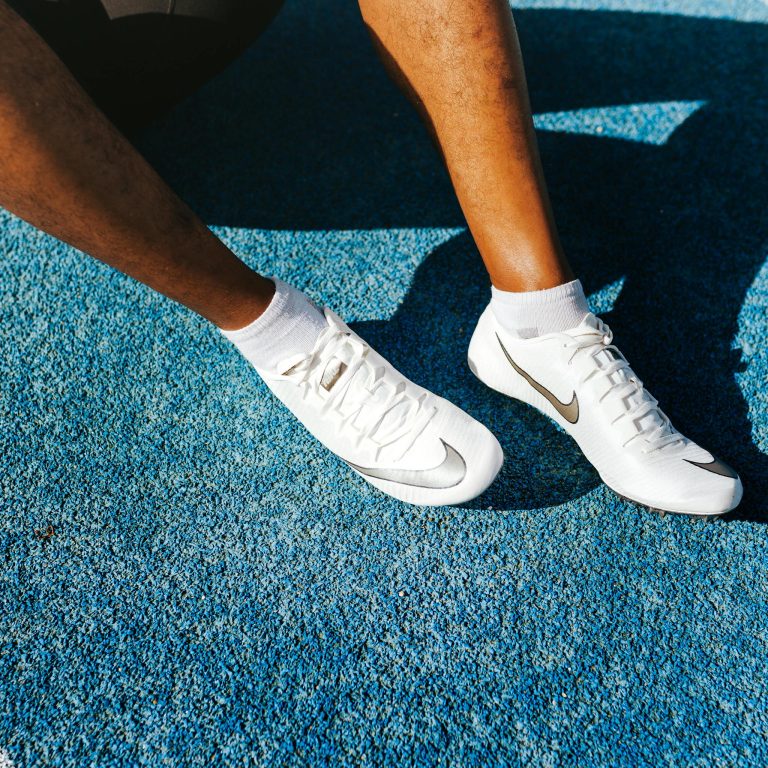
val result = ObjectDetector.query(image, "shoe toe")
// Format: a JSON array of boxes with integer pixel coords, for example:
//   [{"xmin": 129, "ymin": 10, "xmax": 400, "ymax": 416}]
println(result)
[
  {"xmin": 651, "ymin": 447, "xmax": 743, "ymax": 516},
  {"xmin": 678, "ymin": 449, "xmax": 743, "ymax": 515},
  {"xmin": 430, "ymin": 399, "xmax": 504, "ymax": 505}
]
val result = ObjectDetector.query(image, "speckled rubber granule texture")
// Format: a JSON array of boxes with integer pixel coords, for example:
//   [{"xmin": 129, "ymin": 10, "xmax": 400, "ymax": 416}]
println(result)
[{"xmin": 1, "ymin": 0, "xmax": 766, "ymax": 765}]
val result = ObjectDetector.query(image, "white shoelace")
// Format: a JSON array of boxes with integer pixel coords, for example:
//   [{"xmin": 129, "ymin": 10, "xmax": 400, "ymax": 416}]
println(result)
[
  {"xmin": 281, "ymin": 321, "xmax": 436, "ymax": 461},
  {"xmin": 564, "ymin": 317, "xmax": 684, "ymax": 453}
]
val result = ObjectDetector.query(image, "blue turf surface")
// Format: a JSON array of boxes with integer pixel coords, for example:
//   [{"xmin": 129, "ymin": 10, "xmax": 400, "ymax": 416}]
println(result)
[{"xmin": 1, "ymin": 0, "xmax": 767, "ymax": 765}]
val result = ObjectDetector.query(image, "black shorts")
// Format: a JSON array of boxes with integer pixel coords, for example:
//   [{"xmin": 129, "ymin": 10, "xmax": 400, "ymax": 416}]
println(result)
[{"xmin": 6, "ymin": 0, "xmax": 284, "ymax": 129}]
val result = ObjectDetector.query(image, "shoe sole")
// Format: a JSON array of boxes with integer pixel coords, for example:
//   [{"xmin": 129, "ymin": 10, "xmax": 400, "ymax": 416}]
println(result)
[{"xmin": 610, "ymin": 489, "xmax": 727, "ymax": 521}]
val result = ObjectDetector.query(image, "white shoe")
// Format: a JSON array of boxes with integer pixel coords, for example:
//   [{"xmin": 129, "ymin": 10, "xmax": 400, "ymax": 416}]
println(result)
[
  {"xmin": 256, "ymin": 308, "xmax": 503, "ymax": 506},
  {"xmin": 468, "ymin": 305, "xmax": 743, "ymax": 517}
]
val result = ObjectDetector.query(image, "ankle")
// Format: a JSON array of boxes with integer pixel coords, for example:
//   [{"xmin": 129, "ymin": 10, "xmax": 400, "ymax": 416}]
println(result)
[
  {"xmin": 489, "ymin": 264, "xmax": 575, "ymax": 293},
  {"xmin": 220, "ymin": 278, "xmax": 327, "ymax": 371},
  {"xmin": 213, "ymin": 276, "xmax": 276, "ymax": 331}
]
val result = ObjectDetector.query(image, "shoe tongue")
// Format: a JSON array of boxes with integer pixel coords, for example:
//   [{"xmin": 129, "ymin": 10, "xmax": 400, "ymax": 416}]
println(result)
[
  {"xmin": 562, "ymin": 312, "xmax": 603, "ymax": 343},
  {"xmin": 318, "ymin": 335, "xmax": 358, "ymax": 390},
  {"xmin": 278, "ymin": 330, "xmax": 354, "ymax": 379},
  {"xmin": 277, "ymin": 351, "xmax": 311, "ymax": 376},
  {"xmin": 320, "ymin": 357, "xmax": 348, "ymax": 391},
  {"xmin": 576, "ymin": 312, "xmax": 601, "ymax": 331}
]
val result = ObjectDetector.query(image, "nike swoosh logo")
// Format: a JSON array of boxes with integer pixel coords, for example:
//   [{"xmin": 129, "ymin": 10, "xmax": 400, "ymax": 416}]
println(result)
[
  {"xmin": 684, "ymin": 457, "xmax": 739, "ymax": 479},
  {"xmin": 496, "ymin": 334, "xmax": 579, "ymax": 424},
  {"xmin": 347, "ymin": 439, "xmax": 467, "ymax": 489}
]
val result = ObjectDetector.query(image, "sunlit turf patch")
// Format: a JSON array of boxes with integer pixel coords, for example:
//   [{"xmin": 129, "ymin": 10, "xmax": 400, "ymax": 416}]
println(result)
[
  {"xmin": 533, "ymin": 101, "xmax": 706, "ymax": 145},
  {"xmin": 511, "ymin": 0, "xmax": 768, "ymax": 24}
]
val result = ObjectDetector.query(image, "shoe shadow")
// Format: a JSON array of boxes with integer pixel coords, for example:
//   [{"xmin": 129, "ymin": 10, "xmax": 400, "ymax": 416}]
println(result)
[
  {"xmin": 349, "ymin": 230, "xmax": 602, "ymax": 511},
  {"xmin": 136, "ymin": 2, "xmax": 768, "ymax": 519}
]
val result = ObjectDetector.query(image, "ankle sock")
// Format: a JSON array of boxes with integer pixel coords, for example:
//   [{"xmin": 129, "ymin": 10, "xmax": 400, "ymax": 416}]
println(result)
[
  {"xmin": 220, "ymin": 277, "xmax": 327, "ymax": 371},
  {"xmin": 490, "ymin": 279, "xmax": 590, "ymax": 339}
]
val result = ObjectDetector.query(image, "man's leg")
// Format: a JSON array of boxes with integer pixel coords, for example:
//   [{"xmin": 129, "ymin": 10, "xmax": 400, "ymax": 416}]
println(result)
[
  {"xmin": 359, "ymin": 0, "xmax": 743, "ymax": 516},
  {"xmin": 0, "ymin": 0, "xmax": 503, "ymax": 505},
  {"xmin": 0, "ymin": 1, "xmax": 274, "ymax": 330},
  {"xmin": 359, "ymin": 0, "xmax": 571, "ymax": 292}
]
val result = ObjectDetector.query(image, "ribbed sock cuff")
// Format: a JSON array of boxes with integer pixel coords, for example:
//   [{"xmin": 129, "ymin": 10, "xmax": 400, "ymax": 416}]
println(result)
[{"xmin": 490, "ymin": 279, "xmax": 590, "ymax": 338}]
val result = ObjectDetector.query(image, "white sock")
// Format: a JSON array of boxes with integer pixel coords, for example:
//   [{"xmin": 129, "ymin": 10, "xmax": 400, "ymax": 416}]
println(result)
[
  {"xmin": 490, "ymin": 279, "xmax": 590, "ymax": 339},
  {"xmin": 220, "ymin": 277, "xmax": 327, "ymax": 371}
]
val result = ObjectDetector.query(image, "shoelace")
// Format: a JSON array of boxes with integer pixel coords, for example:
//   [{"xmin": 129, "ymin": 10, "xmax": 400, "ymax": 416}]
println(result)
[
  {"xmin": 564, "ymin": 317, "xmax": 684, "ymax": 453},
  {"xmin": 282, "ymin": 320, "xmax": 436, "ymax": 461}
]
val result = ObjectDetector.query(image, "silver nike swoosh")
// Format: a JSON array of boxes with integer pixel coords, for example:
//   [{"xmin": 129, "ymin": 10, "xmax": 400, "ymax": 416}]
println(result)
[
  {"xmin": 684, "ymin": 457, "xmax": 739, "ymax": 479},
  {"xmin": 347, "ymin": 439, "xmax": 467, "ymax": 489},
  {"xmin": 496, "ymin": 334, "xmax": 579, "ymax": 424}
]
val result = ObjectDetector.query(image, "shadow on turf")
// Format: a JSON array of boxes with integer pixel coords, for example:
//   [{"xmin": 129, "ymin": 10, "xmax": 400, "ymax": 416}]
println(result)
[{"xmin": 138, "ymin": 2, "xmax": 768, "ymax": 520}]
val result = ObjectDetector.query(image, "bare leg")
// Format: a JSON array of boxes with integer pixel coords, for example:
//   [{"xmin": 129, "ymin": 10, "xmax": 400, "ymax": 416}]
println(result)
[
  {"xmin": 359, "ymin": 0, "xmax": 574, "ymax": 292},
  {"xmin": 0, "ymin": 1, "xmax": 273, "ymax": 331}
]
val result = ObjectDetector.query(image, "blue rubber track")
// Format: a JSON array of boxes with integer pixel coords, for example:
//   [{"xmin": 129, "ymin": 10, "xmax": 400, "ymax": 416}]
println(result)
[{"xmin": 1, "ymin": 0, "xmax": 767, "ymax": 765}]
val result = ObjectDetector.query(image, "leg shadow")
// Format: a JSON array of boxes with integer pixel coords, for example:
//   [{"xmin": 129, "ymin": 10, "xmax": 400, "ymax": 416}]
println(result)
[{"xmin": 351, "ymin": 231, "xmax": 602, "ymax": 511}]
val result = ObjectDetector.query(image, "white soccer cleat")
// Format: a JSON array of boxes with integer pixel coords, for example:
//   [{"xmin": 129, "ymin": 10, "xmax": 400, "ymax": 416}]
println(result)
[
  {"xmin": 256, "ymin": 307, "xmax": 503, "ymax": 506},
  {"xmin": 467, "ymin": 305, "xmax": 743, "ymax": 517}
]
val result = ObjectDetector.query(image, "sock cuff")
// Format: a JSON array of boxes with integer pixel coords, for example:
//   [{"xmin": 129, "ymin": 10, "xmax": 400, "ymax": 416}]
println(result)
[
  {"xmin": 490, "ymin": 279, "xmax": 590, "ymax": 338},
  {"xmin": 491, "ymin": 279, "xmax": 587, "ymax": 308}
]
